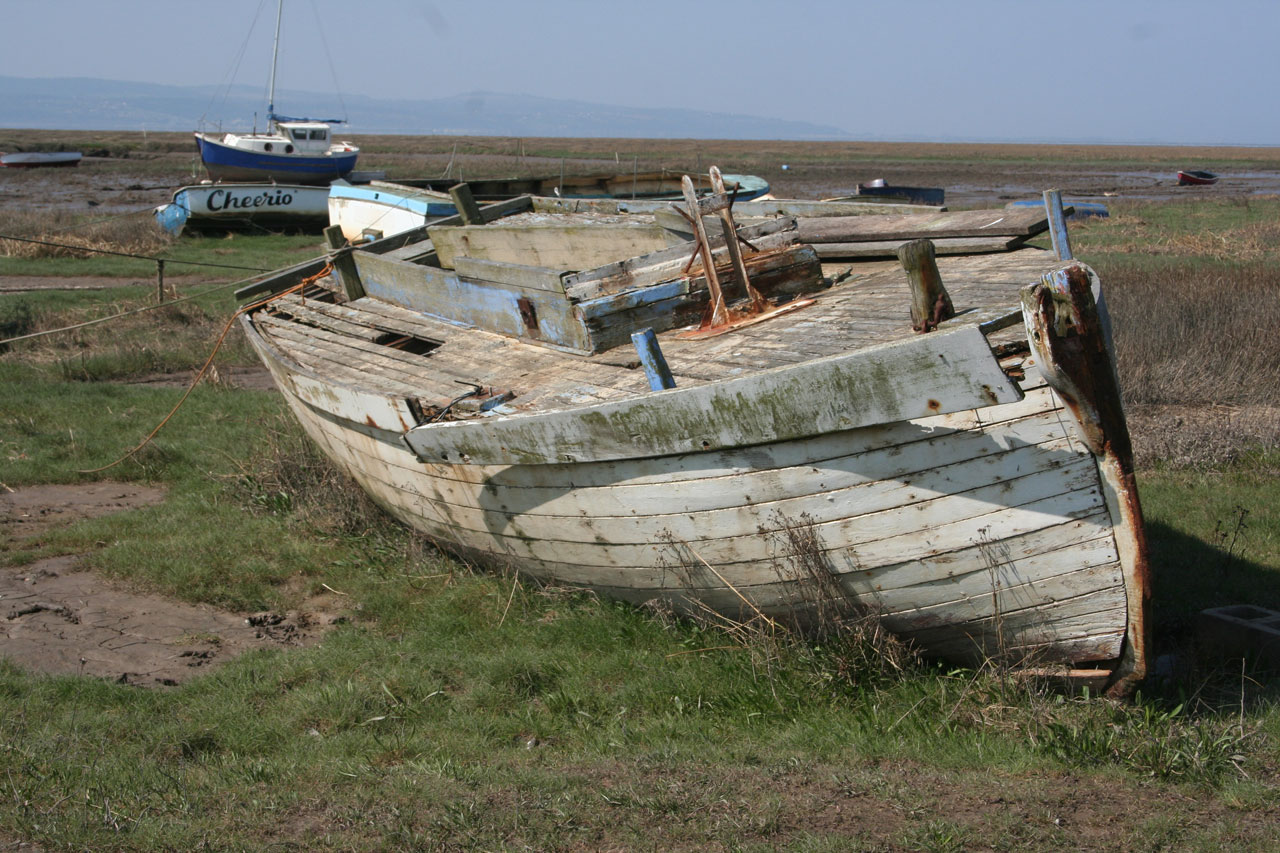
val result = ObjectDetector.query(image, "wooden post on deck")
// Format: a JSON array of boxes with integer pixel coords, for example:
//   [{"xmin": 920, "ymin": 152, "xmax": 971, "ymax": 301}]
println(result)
[
  {"xmin": 155, "ymin": 259, "xmax": 166, "ymax": 303},
  {"xmin": 449, "ymin": 183, "xmax": 483, "ymax": 225},
  {"xmin": 681, "ymin": 175, "xmax": 730, "ymax": 327},
  {"xmin": 709, "ymin": 166, "xmax": 766, "ymax": 312},
  {"xmin": 897, "ymin": 238, "xmax": 954, "ymax": 333},
  {"xmin": 323, "ymin": 224, "xmax": 364, "ymax": 301},
  {"xmin": 631, "ymin": 328, "xmax": 676, "ymax": 390},
  {"xmin": 1043, "ymin": 189, "xmax": 1074, "ymax": 261}
]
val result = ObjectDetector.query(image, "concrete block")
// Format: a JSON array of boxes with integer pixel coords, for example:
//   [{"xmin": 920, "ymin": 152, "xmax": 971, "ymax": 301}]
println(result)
[{"xmin": 1197, "ymin": 605, "xmax": 1280, "ymax": 671}]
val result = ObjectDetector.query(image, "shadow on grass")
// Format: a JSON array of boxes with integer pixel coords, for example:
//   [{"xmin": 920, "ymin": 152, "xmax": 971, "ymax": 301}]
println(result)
[{"xmin": 1146, "ymin": 517, "xmax": 1280, "ymax": 642}]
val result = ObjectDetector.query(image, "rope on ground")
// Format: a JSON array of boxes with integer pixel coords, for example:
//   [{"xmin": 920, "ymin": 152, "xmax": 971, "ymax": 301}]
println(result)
[
  {"xmin": 0, "ymin": 233, "xmax": 273, "ymax": 272},
  {"xmin": 79, "ymin": 263, "xmax": 334, "ymax": 475}
]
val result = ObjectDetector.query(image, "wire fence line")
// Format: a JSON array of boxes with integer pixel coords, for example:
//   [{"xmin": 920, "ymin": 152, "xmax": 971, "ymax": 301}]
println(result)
[{"xmin": 0, "ymin": 233, "xmax": 275, "ymax": 273}]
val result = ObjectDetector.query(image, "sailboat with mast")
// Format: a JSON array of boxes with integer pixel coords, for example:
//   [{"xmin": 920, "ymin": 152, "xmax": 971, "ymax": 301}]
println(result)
[{"xmin": 194, "ymin": 0, "xmax": 359, "ymax": 185}]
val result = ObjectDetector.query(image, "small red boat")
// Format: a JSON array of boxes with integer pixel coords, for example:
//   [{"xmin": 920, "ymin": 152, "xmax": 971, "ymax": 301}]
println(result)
[{"xmin": 1177, "ymin": 170, "xmax": 1218, "ymax": 186}]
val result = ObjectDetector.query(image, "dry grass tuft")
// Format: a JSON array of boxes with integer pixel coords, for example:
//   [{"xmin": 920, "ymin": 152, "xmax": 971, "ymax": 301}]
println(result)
[
  {"xmin": 230, "ymin": 413, "xmax": 400, "ymax": 537},
  {"xmin": 0, "ymin": 209, "xmax": 171, "ymax": 259},
  {"xmin": 658, "ymin": 513, "xmax": 918, "ymax": 687},
  {"xmin": 1103, "ymin": 260, "xmax": 1280, "ymax": 465}
]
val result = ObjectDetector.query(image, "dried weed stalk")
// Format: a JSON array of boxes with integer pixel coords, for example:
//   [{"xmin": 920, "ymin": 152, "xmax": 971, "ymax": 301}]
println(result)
[{"xmin": 657, "ymin": 513, "xmax": 918, "ymax": 686}]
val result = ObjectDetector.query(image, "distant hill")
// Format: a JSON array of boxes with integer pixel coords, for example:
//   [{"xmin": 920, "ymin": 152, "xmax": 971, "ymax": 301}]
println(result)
[{"xmin": 0, "ymin": 76, "xmax": 851, "ymax": 140}]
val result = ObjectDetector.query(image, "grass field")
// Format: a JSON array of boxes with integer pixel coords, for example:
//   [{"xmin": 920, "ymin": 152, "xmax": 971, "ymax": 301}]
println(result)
[{"xmin": 2, "ymin": 141, "xmax": 1279, "ymax": 851}]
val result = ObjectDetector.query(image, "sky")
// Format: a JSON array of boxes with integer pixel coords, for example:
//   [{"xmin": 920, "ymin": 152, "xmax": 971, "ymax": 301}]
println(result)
[{"xmin": 3, "ymin": 0, "xmax": 1277, "ymax": 145}]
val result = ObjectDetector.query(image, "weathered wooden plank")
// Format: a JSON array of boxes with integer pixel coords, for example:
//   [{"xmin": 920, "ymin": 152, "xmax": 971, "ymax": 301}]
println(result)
[
  {"xmin": 530, "ymin": 197, "xmax": 944, "ymax": 217},
  {"xmin": 354, "ymin": 251, "xmax": 593, "ymax": 352},
  {"xmin": 451, "ymin": 257, "xmax": 569, "ymax": 294},
  {"xmin": 797, "ymin": 208, "xmax": 1050, "ymax": 243},
  {"xmin": 246, "ymin": 321, "xmax": 420, "ymax": 433},
  {"xmin": 574, "ymin": 245, "xmax": 824, "ymax": 351},
  {"xmin": 429, "ymin": 221, "xmax": 670, "ymax": 270},
  {"xmin": 405, "ymin": 325, "xmax": 1022, "ymax": 465},
  {"xmin": 413, "ymin": 383, "xmax": 1065, "ymax": 493},
  {"xmin": 329, "ymin": 429, "xmax": 1091, "ymax": 549},
  {"xmin": 235, "ymin": 256, "xmax": 330, "ymax": 302},
  {"xmin": 257, "ymin": 317, "xmax": 442, "ymax": 398},
  {"xmin": 382, "ymin": 240, "xmax": 437, "ymax": 263},
  {"xmin": 352, "ymin": 195, "xmax": 537, "ymax": 257},
  {"xmin": 295, "ymin": 388, "xmax": 1106, "ymax": 576},
  {"xmin": 563, "ymin": 218, "xmax": 798, "ymax": 299},
  {"xmin": 267, "ymin": 295, "xmax": 386, "ymax": 341},
  {"xmin": 898, "ymin": 587, "xmax": 1127, "ymax": 660},
  {"xmin": 812, "ymin": 236, "xmax": 1026, "ymax": 258},
  {"xmin": 448, "ymin": 183, "xmax": 483, "ymax": 225}
]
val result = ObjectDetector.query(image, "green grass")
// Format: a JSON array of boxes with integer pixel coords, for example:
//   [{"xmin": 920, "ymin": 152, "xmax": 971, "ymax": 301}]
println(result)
[
  {"xmin": 2, "ymin": 191, "xmax": 1280, "ymax": 850},
  {"xmin": 0, "ymin": 231, "xmax": 323, "ymax": 279}
]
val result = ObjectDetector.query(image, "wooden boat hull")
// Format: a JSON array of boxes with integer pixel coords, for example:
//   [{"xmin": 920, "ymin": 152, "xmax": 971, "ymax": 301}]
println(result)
[
  {"xmin": 240, "ymin": 253, "xmax": 1148, "ymax": 693},
  {"xmin": 155, "ymin": 183, "xmax": 332, "ymax": 235}
]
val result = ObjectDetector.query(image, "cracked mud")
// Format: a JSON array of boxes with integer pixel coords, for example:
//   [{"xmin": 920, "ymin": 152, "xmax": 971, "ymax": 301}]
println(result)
[{"xmin": 1, "ymin": 483, "xmax": 339, "ymax": 687}]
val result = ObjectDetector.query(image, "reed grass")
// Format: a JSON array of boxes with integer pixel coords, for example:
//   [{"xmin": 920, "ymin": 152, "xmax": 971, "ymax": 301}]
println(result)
[{"xmin": 0, "ymin": 209, "xmax": 172, "ymax": 260}]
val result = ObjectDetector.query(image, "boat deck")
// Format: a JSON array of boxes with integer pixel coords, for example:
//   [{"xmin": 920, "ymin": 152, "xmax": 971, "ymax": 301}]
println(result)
[{"xmin": 254, "ymin": 248, "xmax": 1056, "ymax": 417}]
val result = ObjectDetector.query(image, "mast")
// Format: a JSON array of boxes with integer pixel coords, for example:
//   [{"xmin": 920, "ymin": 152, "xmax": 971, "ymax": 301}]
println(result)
[{"xmin": 266, "ymin": 0, "xmax": 284, "ymax": 122}]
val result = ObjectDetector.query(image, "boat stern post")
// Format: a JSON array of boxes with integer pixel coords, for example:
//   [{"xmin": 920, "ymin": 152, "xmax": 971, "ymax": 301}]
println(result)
[{"xmin": 1021, "ymin": 263, "xmax": 1151, "ymax": 698}]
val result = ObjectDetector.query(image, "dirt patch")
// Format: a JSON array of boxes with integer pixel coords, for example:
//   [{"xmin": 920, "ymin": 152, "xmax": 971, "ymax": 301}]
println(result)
[
  {"xmin": 1, "ymin": 482, "xmax": 337, "ymax": 687},
  {"xmin": 0, "ymin": 481, "xmax": 167, "ymax": 541}
]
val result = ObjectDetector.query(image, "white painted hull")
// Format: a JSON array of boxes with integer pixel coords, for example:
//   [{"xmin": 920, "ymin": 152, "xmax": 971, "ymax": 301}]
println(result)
[
  {"xmin": 237, "ymin": 197, "xmax": 1149, "ymax": 695},
  {"xmin": 156, "ymin": 183, "xmax": 331, "ymax": 235},
  {"xmin": 244, "ymin": 320, "xmax": 1131, "ymax": 671},
  {"xmin": 327, "ymin": 184, "xmax": 456, "ymax": 242}
]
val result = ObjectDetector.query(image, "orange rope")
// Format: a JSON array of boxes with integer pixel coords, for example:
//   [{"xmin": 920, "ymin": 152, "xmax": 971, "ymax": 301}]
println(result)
[{"xmin": 80, "ymin": 264, "xmax": 334, "ymax": 474}]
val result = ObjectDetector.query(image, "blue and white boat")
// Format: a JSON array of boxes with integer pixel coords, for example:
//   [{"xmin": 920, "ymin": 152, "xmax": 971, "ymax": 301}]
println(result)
[
  {"xmin": 155, "ymin": 182, "xmax": 332, "ymax": 236},
  {"xmin": 193, "ymin": 0, "xmax": 359, "ymax": 185},
  {"xmin": 328, "ymin": 181, "xmax": 460, "ymax": 242}
]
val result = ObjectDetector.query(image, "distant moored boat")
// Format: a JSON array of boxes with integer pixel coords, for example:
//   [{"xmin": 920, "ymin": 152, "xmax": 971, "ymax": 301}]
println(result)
[
  {"xmin": 1176, "ymin": 170, "xmax": 1218, "ymax": 186},
  {"xmin": 0, "ymin": 151, "xmax": 82, "ymax": 168},
  {"xmin": 193, "ymin": 0, "xmax": 358, "ymax": 185}
]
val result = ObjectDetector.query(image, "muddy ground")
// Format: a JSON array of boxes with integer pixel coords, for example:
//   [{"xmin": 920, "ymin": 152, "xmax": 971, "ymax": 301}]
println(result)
[{"xmin": 0, "ymin": 483, "xmax": 340, "ymax": 687}]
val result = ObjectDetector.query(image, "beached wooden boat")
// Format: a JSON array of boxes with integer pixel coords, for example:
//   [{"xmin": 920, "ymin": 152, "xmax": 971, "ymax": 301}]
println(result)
[
  {"xmin": 238, "ymin": 171, "xmax": 1150, "ymax": 696},
  {"xmin": 1176, "ymin": 170, "xmax": 1218, "ymax": 186}
]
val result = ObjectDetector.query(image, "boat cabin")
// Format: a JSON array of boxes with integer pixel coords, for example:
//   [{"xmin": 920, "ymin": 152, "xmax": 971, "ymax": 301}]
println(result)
[{"xmin": 216, "ymin": 121, "xmax": 344, "ymax": 157}]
